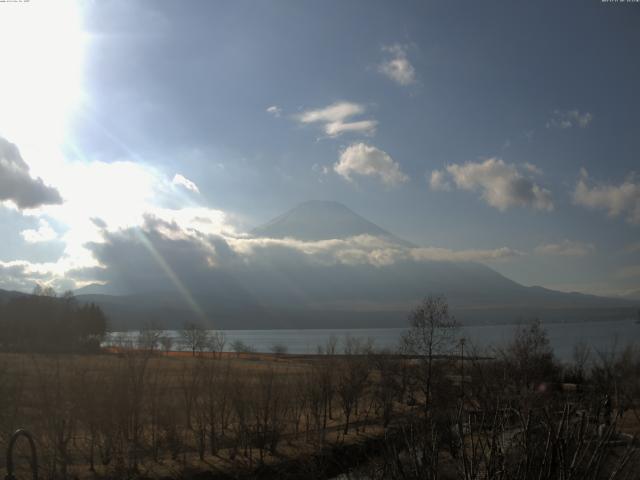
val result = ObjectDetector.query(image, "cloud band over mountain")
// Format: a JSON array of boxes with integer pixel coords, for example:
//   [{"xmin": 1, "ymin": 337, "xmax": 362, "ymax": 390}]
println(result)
[{"xmin": 0, "ymin": 202, "xmax": 519, "ymax": 292}]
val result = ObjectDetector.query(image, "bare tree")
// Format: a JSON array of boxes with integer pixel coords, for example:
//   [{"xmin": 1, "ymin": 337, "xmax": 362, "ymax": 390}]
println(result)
[
  {"xmin": 251, "ymin": 368, "xmax": 289, "ymax": 461},
  {"xmin": 201, "ymin": 359, "xmax": 233, "ymax": 455},
  {"xmin": 402, "ymin": 295, "xmax": 458, "ymax": 410},
  {"xmin": 317, "ymin": 334, "xmax": 339, "ymax": 355},
  {"xmin": 230, "ymin": 339, "xmax": 255, "ymax": 356},
  {"xmin": 137, "ymin": 321, "xmax": 162, "ymax": 352},
  {"xmin": 288, "ymin": 373, "xmax": 307, "ymax": 435},
  {"xmin": 144, "ymin": 363, "xmax": 167, "ymax": 462},
  {"xmin": 122, "ymin": 348, "xmax": 152, "ymax": 472},
  {"xmin": 270, "ymin": 343, "xmax": 288, "ymax": 356},
  {"xmin": 33, "ymin": 358, "xmax": 77, "ymax": 479},
  {"xmin": 180, "ymin": 322, "xmax": 211, "ymax": 356},
  {"xmin": 159, "ymin": 335, "xmax": 174, "ymax": 355},
  {"xmin": 209, "ymin": 330, "xmax": 227, "ymax": 357},
  {"xmin": 33, "ymin": 283, "xmax": 57, "ymax": 297},
  {"xmin": 372, "ymin": 351, "xmax": 401, "ymax": 427},
  {"xmin": 112, "ymin": 331, "xmax": 134, "ymax": 350},
  {"xmin": 500, "ymin": 318, "xmax": 558, "ymax": 392},
  {"xmin": 565, "ymin": 340, "xmax": 591, "ymax": 383},
  {"xmin": 336, "ymin": 340, "xmax": 371, "ymax": 434}
]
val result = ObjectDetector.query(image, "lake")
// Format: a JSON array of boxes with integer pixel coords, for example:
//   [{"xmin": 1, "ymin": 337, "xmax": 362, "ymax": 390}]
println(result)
[{"xmin": 109, "ymin": 318, "xmax": 640, "ymax": 362}]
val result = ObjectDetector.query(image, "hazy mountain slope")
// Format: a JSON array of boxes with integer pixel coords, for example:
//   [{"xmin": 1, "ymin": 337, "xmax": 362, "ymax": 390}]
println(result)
[
  {"xmin": 74, "ymin": 283, "xmax": 127, "ymax": 296},
  {"xmin": 251, "ymin": 200, "xmax": 414, "ymax": 246},
  {"xmin": 0, "ymin": 288, "xmax": 27, "ymax": 305},
  {"xmin": 0, "ymin": 281, "xmax": 629, "ymax": 331},
  {"xmin": 73, "ymin": 259, "xmax": 638, "ymax": 330}
]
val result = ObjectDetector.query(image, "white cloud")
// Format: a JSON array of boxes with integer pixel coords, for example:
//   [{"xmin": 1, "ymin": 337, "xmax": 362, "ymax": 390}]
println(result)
[
  {"xmin": 334, "ymin": 143, "xmax": 409, "ymax": 187},
  {"xmin": 523, "ymin": 162, "xmax": 543, "ymax": 175},
  {"xmin": 0, "ymin": 136, "xmax": 62, "ymax": 209},
  {"xmin": 378, "ymin": 44, "xmax": 416, "ymax": 86},
  {"xmin": 615, "ymin": 265, "xmax": 640, "ymax": 280},
  {"xmin": 296, "ymin": 102, "xmax": 377, "ymax": 137},
  {"xmin": 266, "ymin": 105, "xmax": 282, "ymax": 117},
  {"xmin": 231, "ymin": 234, "xmax": 520, "ymax": 269},
  {"xmin": 325, "ymin": 119, "xmax": 378, "ymax": 137},
  {"xmin": 172, "ymin": 173, "xmax": 200, "ymax": 193},
  {"xmin": 428, "ymin": 170, "xmax": 451, "ymax": 191},
  {"xmin": 624, "ymin": 243, "xmax": 640, "ymax": 254},
  {"xmin": 21, "ymin": 219, "xmax": 57, "ymax": 243},
  {"xmin": 429, "ymin": 158, "xmax": 554, "ymax": 211},
  {"xmin": 230, "ymin": 234, "xmax": 403, "ymax": 267},
  {"xmin": 298, "ymin": 102, "xmax": 363, "ymax": 123},
  {"xmin": 573, "ymin": 169, "xmax": 640, "ymax": 225},
  {"xmin": 312, "ymin": 163, "xmax": 330, "ymax": 175},
  {"xmin": 410, "ymin": 246, "xmax": 522, "ymax": 263},
  {"xmin": 546, "ymin": 109, "xmax": 593, "ymax": 129},
  {"xmin": 535, "ymin": 239, "xmax": 595, "ymax": 257}
]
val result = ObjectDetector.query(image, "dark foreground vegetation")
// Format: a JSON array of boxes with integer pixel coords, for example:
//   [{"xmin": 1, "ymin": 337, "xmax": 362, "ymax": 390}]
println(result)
[
  {"xmin": 0, "ymin": 286, "xmax": 107, "ymax": 353},
  {"xmin": 0, "ymin": 295, "xmax": 638, "ymax": 480}
]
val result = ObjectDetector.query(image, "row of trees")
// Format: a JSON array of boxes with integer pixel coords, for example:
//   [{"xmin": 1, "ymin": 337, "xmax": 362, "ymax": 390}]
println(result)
[
  {"xmin": 0, "ymin": 286, "xmax": 107, "ymax": 353},
  {"xmin": 111, "ymin": 322, "xmax": 258, "ymax": 357},
  {"xmin": 114, "ymin": 320, "xmax": 299, "ymax": 358},
  {"xmin": 121, "ymin": 322, "xmax": 228, "ymax": 357}
]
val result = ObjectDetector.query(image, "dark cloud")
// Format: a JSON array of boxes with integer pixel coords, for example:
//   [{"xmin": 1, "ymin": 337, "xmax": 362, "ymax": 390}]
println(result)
[
  {"xmin": 74, "ymin": 214, "xmax": 521, "ymax": 309},
  {"xmin": 0, "ymin": 261, "xmax": 51, "ymax": 291},
  {"xmin": 0, "ymin": 136, "xmax": 62, "ymax": 209},
  {"xmin": 90, "ymin": 217, "xmax": 108, "ymax": 229},
  {"xmin": 84, "ymin": 215, "xmax": 232, "ymax": 294}
]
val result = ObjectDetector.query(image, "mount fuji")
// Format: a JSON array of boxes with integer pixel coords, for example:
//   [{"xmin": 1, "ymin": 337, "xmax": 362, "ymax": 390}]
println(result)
[
  {"xmin": 251, "ymin": 200, "xmax": 414, "ymax": 247},
  {"xmin": 61, "ymin": 200, "xmax": 638, "ymax": 330}
]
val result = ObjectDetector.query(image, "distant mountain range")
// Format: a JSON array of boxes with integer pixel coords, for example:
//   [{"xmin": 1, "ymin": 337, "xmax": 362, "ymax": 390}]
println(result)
[{"xmin": 2, "ymin": 201, "xmax": 637, "ymax": 330}]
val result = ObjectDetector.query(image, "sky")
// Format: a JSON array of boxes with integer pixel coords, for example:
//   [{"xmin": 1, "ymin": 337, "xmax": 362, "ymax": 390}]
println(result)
[{"xmin": 0, "ymin": 0, "xmax": 639, "ymax": 297}]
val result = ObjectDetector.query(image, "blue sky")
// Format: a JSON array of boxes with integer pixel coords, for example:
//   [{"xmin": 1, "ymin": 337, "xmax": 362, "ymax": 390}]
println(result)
[{"xmin": 0, "ymin": 0, "xmax": 639, "ymax": 297}]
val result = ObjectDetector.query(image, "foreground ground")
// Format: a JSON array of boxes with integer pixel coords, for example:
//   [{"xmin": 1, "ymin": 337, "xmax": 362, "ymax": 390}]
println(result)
[{"xmin": 1, "ymin": 342, "xmax": 639, "ymax": 480}]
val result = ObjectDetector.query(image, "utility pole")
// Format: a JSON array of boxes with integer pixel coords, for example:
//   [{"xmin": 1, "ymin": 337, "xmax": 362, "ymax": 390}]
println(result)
[{"xmin": 459, "ymin": 337, "xmax": 466, "ymax": 399}]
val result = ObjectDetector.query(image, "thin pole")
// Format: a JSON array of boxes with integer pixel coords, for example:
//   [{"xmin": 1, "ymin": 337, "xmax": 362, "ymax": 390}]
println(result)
[{"xmin": 460, "ymin": 338, "xmax": 466, "ymax": 399}]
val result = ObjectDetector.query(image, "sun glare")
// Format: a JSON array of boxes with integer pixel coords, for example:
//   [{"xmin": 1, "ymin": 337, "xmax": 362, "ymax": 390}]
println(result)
[{"xmin": 0, "ymin": 0, "xmax": 85, "ymax": 177}]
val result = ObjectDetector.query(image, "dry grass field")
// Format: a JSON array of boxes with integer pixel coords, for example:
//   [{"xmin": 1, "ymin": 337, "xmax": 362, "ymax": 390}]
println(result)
[
  {"xmin": 0, "ymin": 348, "xmax": 404, "ymax": 480},
  {"xmin": 2, "ymin": 322, "xmax": 640, "ymax": 480}
]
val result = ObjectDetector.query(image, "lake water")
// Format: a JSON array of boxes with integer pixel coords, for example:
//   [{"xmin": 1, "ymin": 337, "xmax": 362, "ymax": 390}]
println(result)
[{"xmin": 110, "ymin": 318, "xmax": 640, "ymax": 362}]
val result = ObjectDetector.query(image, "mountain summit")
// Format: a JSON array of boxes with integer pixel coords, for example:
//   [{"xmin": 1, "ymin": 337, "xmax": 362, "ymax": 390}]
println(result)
[{"xmin": 251, "ymin": 200, "xmax": 413, "ymax": 246}]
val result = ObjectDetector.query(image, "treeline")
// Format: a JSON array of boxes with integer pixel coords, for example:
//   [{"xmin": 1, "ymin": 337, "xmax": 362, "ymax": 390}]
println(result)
[{"xmin": 0, "ymin": 285, "xmax": 107, "ymax": 353}]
